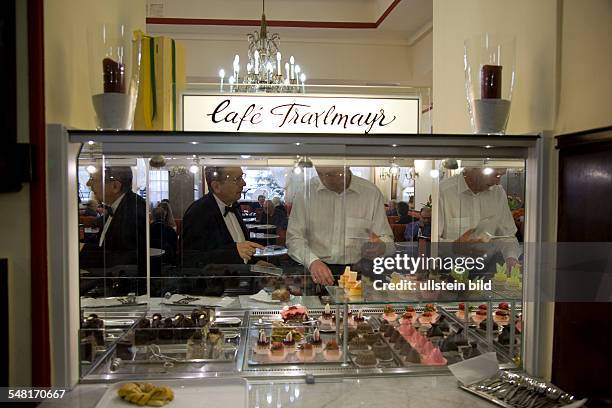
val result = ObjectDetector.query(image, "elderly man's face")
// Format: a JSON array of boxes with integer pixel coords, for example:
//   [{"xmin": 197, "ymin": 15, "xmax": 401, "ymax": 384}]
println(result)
[
  {"xmin": 86, "ymin": 171, "xmax": 122, "ymax": 203},
  {"xmin": 464, "ymin": 168, "xmax": 506, "ymax": 193},
  {"xmin": 316, "ymin": 166, "xmax": 349, "ymax": 194},
  {"xmin": 211, "ymin": 167, "xmax": 246, "ymax": 204}
]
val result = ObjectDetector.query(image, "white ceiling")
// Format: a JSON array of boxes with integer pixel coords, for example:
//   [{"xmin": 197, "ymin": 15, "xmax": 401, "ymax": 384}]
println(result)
[{"xmin": 146, "ymin": 0, "xmax": 432, "ymax": 43}]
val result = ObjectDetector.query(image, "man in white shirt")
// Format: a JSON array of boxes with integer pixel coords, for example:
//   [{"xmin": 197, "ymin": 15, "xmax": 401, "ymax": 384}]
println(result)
[
  {"xmin": 287, "ymin": 166, "xmax": 394, "ymax": 285},
  {"xmin": 438, "ymin": 168, "xmax": 521, "ymax": 271}
]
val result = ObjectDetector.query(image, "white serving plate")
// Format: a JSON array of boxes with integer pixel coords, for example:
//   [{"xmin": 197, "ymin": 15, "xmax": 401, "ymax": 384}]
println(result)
[{"xmin": 95, "ymin": 378, "xmax": 247, "ymax": 408}]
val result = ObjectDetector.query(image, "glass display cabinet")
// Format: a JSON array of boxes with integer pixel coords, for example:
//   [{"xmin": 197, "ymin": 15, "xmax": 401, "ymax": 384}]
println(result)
[{"xmin": 47, "ymin": 126, "xmax": 543, "ymax": 386}]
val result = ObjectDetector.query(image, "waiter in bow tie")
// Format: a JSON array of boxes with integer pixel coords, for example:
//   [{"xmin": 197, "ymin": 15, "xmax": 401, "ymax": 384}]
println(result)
[{"xmin": 181, "ymin": 166, "xmax": 264, "ymax": 265}]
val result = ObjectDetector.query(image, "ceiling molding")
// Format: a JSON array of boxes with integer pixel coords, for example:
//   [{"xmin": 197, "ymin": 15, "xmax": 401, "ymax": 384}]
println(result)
[
  {"xmin": 147, "ymin": 0, "xmax": 402, "ymax": 30},
  {"xmin": 154, "ymin": 32, "xmax": 413, "ymax": 46},
  {"xmin": 408, "ymin": 20, "xmax": 432, "ymax": 46}
]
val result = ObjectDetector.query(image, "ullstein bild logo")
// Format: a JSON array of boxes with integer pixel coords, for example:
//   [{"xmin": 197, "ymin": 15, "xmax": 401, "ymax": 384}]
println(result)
[{"xmin": 182, "ymin": 95, "xmax": 419, "ymax": 134}]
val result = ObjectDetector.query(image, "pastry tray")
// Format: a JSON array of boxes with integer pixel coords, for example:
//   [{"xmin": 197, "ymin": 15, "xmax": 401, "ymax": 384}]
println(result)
[
  {"xmin": 127, "ymin": 342, "xmax": 239, "ymax": 364},
  {"xmin": 459, "ymin": 371, "xmax": 579, "ymax": 408}
]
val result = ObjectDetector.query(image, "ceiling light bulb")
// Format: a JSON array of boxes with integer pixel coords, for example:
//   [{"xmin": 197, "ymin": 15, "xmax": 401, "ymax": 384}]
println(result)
[
  {"xmin": 86, "ymin": 165, "xmax": 97, "ymax": 174},
  {"xmin": 240, "ymin": 155, "xmax": 251, "ymax": 159},
  {"xmin": 87, "ymin": 140, "xmax": 95, "ymax": 145},
  {"xmin": 483, "ymin": 167, "xmax": 494, "ymax": 175},
  {"xmin": 293, "ymin": 166, "xmax": 302, "ymax": 175},
  {"xmin": 429, "ymin": 169, "xmax": 440, "ymax": 178},
  {"xmin": 189, "ymin": 164, "xmax": 200, "ymax": 174}
]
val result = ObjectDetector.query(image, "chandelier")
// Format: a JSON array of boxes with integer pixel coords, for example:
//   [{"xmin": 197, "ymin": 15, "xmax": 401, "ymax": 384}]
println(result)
[{"xmin": 218, "ymin": 0, "xmax": 306, "ymax": 93}]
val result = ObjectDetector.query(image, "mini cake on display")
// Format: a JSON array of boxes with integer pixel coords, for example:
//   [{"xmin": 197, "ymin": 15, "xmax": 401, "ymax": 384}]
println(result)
[
  {"xmin": 83, "ymin": 313, "xmax": 105, "ymax": 345},
  {"xmin": 354, "ymin": 350, "xmax": 378, "ymax": 367},
  {"xmin": 269, "ymin": 342, "xmax": 286, "ymax": 362},
  {"xmin": 418, "ymin": 311, "xmax": 434, "ymax": 325},
  {"xmin": 337, "ymin": 266, "xmax": 353, "ymax": 288},
  {"xmin": 353, "ymin": 310, "xmax": 366, "ymax": 324},
  {"xmin": 347, "ymin": 280, "xmax": 363, "ymax": 297},
  {"xmin": 473, "ymin": 309, "xmax": 488, "ymax": 323},
  {"xmin": 456, "ymin": 303, "xmax": 467, "ymax": 320},
  {"xmin": 400, "ymin": 311, "xmax": 415, "ymax": 325},
  {"xmin": 323, "ymin": 340, "xmax": 341, "ymax": 361},
  {"xmin": 318, "ymin": 304, "xmax": 335, "ymax": 328},
  {"xmin": 281, "ymin": 305, "xmax": 309, "ymax": 323},
  {"xmin": 382, "ymin": 305, "xmax": 398, "ymax": 322},
  {"xmin": 437, "ymin": 315, "xmax": 451, "ymax": 333},
  {"xmin": 364, "ymin": 332, "xmax": 380, "ymax": 345},
  {"xmin": 282, "ymin": 331, "xmax": 296, "ymax": 351},
  {"xmin": 296, "ymin": 343, "xmax": 315, "ymax": 362},
  {"xmin": 389, "ymin": 329, "xmax": 402, "ymax": 343},
  {"xmin": 427, "ymin": 324, "xmax": 444, "ymax": 338},
  {"xmin": 399, "ymin": 342, "xmax": 413, "ymax": 357},
  {"xmin": 255, "ymin": 329, "xmax": 270, "ymax": 352},
  {"xmin": 404, "ymin": 347, "xmax": 421, "ymax": 364},
  {"xmin": 493, "ymin": 309, "xmax": 510, "ymax": 323},
  {"xmin": 349, "ymin": 336, "xmax": 370, "ymax": 353},
  {"xmin": 404, "ymin": 305, "xmax": 417, "ymax": 319},
  {"xmin": 308, "ymin": 328, "xmax": 323, "ymax": 352},
  {"xmin": 479, "ymin": 320, "xmax": 500, "ymax": 331},
  {"xmin": 421, "ymin": 348, "xmax": 447, "ymax": 366},
  {"xmin": 383, "ymin": 325, "xmax": 395, "ymax": 338},
  {"xmin": 134, "ymin": 317, "xmax": 152, "ymax": 345},
  {"xmin": 372, "ymin": 341, "xmax": 393, "ymax": 361},
  {"xmin": 357, "ymin": 322, "xmax": 373, "ymax": 335},
  {"xmin": 493, "ymin": 263, "xmax": 508, "ymax": 289}
]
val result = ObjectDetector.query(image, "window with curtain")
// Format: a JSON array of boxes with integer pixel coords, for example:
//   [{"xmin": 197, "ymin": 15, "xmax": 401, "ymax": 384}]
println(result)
[{"xmin": 149, "ymin": 170, "xmax": 169, "ymax": 206}]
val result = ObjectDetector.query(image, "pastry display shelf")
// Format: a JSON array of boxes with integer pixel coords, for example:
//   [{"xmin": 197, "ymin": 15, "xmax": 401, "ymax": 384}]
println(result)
[{"xmin": 323, "ymin": 285, "xmax": 522, "ymax": 305}]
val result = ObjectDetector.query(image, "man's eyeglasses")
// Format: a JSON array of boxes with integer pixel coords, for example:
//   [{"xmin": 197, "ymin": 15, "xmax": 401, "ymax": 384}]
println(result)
[{"xmin": 220, "ymin": 174, "xmax": 246, "ymax": 184}]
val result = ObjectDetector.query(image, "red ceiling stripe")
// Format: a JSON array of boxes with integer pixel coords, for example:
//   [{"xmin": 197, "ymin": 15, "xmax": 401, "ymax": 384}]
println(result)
[
  {"xmin": 146, "ymin": 17, "xmax": 376, "ymax": 29},
  {"xmin": 146, "ymin": 0, "xmax": 402, "ymax": 29}
]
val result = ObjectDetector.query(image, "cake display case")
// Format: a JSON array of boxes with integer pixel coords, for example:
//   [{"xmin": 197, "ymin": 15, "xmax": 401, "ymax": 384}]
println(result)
[{"xmin": 46, "ymin": 119, "xmax": 543, "ymax": 387}]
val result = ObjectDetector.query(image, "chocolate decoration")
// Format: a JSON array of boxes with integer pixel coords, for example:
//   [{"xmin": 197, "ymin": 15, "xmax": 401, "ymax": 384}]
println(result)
[
  {"xmin": 103, "ymin": 57, "xmax": 126, "ymax": 93},
  {"xmin": 481, "ymin": 64, "xmax": 502, "ymax": 99}
]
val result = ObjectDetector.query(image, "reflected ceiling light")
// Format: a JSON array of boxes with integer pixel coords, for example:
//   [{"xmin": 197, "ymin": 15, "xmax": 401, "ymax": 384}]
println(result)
[
  {"xmin": 189, "ymin": 158, "xmax": 200, "ymax": 174},
  {"xmin": 87, "ymin": 140, "xmax": 95, "ymax": 145},
  {"xmin": 86, "ymin": 165, "xmax": 97, "ymax": 174},
  {"xmin": 218, "ymin": 0, "xmax": 306, "ymax": 93},
  {"xmin": 482, "ymin": 167, "xmax": 495, "ymax": 175},
  {"xmin": 240, "ymin": 155, "xmax": 252, "ymax": 159},
  {"xmin": 191, "ymin": 141, "xmax": 199, "ymax": 145},
  {"xmin": 429, "ymin": 169, "xmax": 440, "ymax": 178}
]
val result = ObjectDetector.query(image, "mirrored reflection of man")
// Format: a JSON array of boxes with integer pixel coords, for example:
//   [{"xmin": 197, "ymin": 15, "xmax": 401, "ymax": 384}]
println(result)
[
  {"xmin": 80, "ymin": 166, "xmax": 147, "ymax": 296},
  {"xmin": 181, "ymin": 166, "xmax": 264, "ymax": 269},
  {"xmin": 287, "ymin": 166, "xmax": 394, "ymax": 286},
  {"xmin": 438, "ymin": 167, "xmax": 521, "ymax": 272}
]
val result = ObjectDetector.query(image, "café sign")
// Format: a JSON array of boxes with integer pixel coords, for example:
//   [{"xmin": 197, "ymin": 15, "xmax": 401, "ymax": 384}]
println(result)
[{"xmin": 182, "ymin": 94, "xmax": 419, "ymax": 134}]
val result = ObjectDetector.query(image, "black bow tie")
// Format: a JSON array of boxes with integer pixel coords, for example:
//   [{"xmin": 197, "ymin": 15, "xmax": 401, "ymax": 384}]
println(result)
[
  {"xmin": 102, "ymin": 204, "xmax": 114, "ymax": 217},
  {"xmin": 223, "ymin": 203, "xmax": 239, "ymax": 217}
]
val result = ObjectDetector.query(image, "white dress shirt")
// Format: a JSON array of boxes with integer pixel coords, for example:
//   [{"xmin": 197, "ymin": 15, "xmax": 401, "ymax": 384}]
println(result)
[
  {"xmin": 287, "ymin": 174, "xmax": 393, "ymax": 267},
  {"xmin": 438, "ymin": 174, "xmax": 520, "ymax": 260},
  {"xmin": 99, "ymin": 193, "xmax": 125, "ymax": 247},
  {"xmin": 213, "ymin": 194, "xmax": 246, "ymax": 244}
]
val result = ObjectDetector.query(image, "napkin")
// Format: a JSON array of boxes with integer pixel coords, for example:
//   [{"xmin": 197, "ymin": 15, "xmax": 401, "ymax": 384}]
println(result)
[
  {"xmin": 160, "ymin": 294, "xmax": 234, "ymax": 308},
  {"xmin": 80, "ymin": 295, "xmax": 148, "ymax": 308},
  {"xmin": 448, "ymin": 352, "xmax": 499, "ymax": 386}
]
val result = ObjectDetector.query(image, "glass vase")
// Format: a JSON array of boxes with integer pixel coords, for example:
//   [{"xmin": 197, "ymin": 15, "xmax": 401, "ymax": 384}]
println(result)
[
  {"xmin": 464, "ymin": 33, "xmax": 516, "ymax": 134},
  {"xmin": 88, "ymin": 24, "xmax": 141, "ymax": 130}
]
